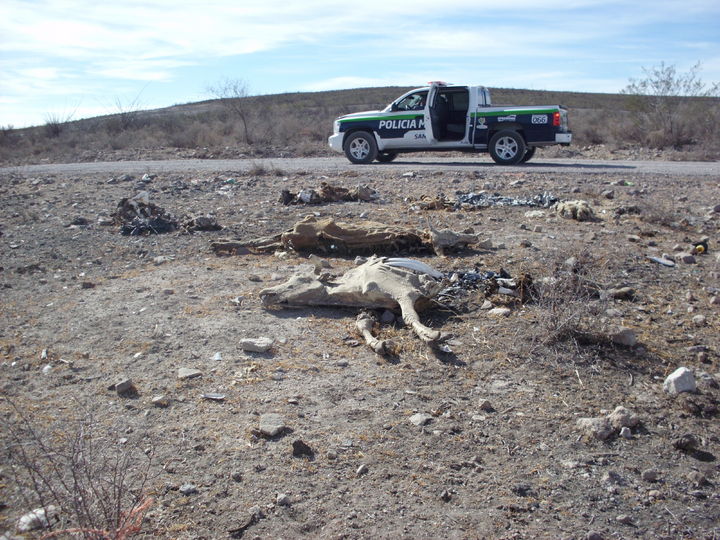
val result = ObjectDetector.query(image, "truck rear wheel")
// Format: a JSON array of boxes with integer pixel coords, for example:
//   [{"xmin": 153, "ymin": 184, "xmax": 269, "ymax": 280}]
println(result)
[
  {"xmin": 489, "ymin": 130, "xmax": 526, "ymax": 165},
  {"xmin": 344, "ymin": 131, "xmax": 378, "ymax": 164},
  {"xmin": 520, "ymin": 146, "xmax": 536, "ymax": 163},
  {"xmin": 376, "ymin": 152, "xmax": 398, "ymax": 163}
]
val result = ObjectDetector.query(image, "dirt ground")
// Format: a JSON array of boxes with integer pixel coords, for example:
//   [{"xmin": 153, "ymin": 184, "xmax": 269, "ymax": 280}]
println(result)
[{"xmin": 1, "ymin": 161, "xmax": 719, "ymax": 539}]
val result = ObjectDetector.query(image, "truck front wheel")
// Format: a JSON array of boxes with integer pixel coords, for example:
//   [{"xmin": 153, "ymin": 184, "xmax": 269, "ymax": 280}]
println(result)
[
  {"xmin": 344, "ymin": 132, "xmax": 378, "ymax": 164},
  {"xmin": 489, "ymin": 130, "xmax": 526, "ymax": 165}
]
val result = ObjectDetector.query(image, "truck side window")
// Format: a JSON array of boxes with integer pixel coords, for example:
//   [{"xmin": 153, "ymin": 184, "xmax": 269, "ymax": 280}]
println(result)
[{"xmin": 396, "ymin": 92, "xmax": 428, "ymax": 111}]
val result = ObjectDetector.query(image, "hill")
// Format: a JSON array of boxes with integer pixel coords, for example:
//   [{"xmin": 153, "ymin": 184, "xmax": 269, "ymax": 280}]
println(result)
[{"xmin": 1, "ymin": 86, "xmax": 718, "ymax": 166}]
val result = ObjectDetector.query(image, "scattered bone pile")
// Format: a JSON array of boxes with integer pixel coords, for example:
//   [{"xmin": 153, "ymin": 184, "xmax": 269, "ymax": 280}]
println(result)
[
  {"xmin": 280, "ymin": 182, "xmax": 379, "ymax": 205},
  {"xmin": 112, "ymin": 191, "xmax": 178, "ymax": 235}
]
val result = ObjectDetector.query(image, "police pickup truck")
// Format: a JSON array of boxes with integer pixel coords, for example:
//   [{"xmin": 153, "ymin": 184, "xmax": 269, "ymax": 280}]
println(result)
[{"xmin": 328, "ymin": 82, "xmax": 571, "ymax": 165}]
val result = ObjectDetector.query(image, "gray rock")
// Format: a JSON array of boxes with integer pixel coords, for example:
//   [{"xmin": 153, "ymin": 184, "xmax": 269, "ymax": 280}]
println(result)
[
  {"xmin": 679, "ymin": 253, "xmax": 697, "ymax": 264},
  {"xmin": 663, "ymin": 367, "xmax": 696, "ymax": 395},
  {"xmin": 276, "ymin": 493, "xmax": 291, "ymax": 506},
  {"xmin": 488, "ymin": 307, "xmax": 511, "ymax": 317},
  {"xmin": 114, "ymin": 378, "xmax": 134, "ymax": 395},
  {"xmin": 179, "ymin": 483, "xmax": 197, "ymax": 495},
  {"xmin": 480, "ymin": 300, "xmax": 494, "ymax": 310},
  {"xmin": 178, "ymin": 368, "xmax": 202, "ymax": 380},
  {"xmin": 673, "ymin": 433, "xmax": 699, "ymax": 451},
  {"xmin": 692, "ymin": 314, "xmax": 706, "ymax": 326},
  {"xmin": 409, "ymin": 413, "xmax": 433, "ymax": 426},
  {"xmin": 601, "ymin": 189, "xmax": 615, "ymax": 199},
  {"xmin": 607, "ymin": 406, "xmax": 639, "ymax": 429},
  {"xmin": 610, "ymin": 327, "xmax": 637, "ymax": 347},
  {"xmin": 586, "ymin": 532, "xmax": 604, "ymax": 540},
  {"xmin": 619, "ymin": 426, "xmax": 632, "ymax": 439},
  {"xmin": 356, "ymin": 464, "xmax": 369, "ymax": 476},
  {"xmin": 478, "ymin": 399, "xmax": 494, "ymax": 412},
  {"xmin": 641, "ymin": 469, "xmax": 659, "ymax": 482},
  {"xmin": 380, "ymin": 310, "xmax": 396, "ymax": 324},
  {"xmin": 240, "ymin": 337, "xmax": 273, "ymax": 353},
  {"xmin": 577, "ymin": 417, "xmax": 614, "ymax": 440},
  {"xmin": 607, "ymin": 287, "xmax": 635, "ymax": 300},
  {"xmin": 259, "ymin": 413, "xmax": 285, "ymax": 437},
  {"xmin": 616, "ymin": 514, "xmax": 633, "ymax": 525},
  {"xmin": 476, "ymin": 239, "xmax": 493, "ymax": 250}
]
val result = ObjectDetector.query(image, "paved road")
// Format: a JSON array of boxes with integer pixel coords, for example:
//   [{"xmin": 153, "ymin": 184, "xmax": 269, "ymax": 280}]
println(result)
[{"xmin": 2, "ymin": 156, "xmax": 718, "ymax": 176}]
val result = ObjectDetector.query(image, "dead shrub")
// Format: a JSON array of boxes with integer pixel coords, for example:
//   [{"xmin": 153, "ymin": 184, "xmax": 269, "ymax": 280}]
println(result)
[
  {"xmin": 520, "ymin": 249, "xmax": 608, "ymax": 353},
  {"xmin": 1, "ymin": 399, "xmax": 155, "ymax": 538}
]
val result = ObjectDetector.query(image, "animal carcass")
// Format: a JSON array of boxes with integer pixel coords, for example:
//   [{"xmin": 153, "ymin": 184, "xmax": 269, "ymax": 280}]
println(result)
[{"xmin": 259, "ymin": 256, "xmax": 446, "ymax": 353}]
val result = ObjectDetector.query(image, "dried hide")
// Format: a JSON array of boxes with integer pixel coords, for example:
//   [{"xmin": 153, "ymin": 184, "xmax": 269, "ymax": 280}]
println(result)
[
  {"xmin": 112, "ymin": 191, "xmax": 178, "ymax": 235},
  {"xmin": 260, "ymin": 255, "xmax": 446, "ymax": 353},
  {"xmin": 212, "ymin": 215, "xmax": 478, "ymax": 256},
  {"xmin": 280, "ymin": 182, "xmax": 378, "ymax": 205},
  {"xmin": 213, "ymin": 215, "xmax": 425, "ymax": 255},
  {"xmin": 555, "ymin": 200, "xmax": 595, "ymax": 221}
]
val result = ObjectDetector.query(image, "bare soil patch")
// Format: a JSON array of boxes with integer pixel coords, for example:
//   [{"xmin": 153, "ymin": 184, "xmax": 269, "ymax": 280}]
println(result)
[{"xmin": 1, "ymin": 163, "xmax": 719, "ymax": 539}]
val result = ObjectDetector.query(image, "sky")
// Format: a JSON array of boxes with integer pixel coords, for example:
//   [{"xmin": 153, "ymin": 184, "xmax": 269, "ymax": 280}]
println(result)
[{"xmin": 2, "ymin": 0, "xmax": 720, "ymax": 128}]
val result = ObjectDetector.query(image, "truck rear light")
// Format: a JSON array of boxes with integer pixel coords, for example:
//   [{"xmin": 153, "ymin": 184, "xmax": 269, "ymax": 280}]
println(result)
[{"xmin": 552, "ymin": 112, "xmax": 561, "ymax": 127}]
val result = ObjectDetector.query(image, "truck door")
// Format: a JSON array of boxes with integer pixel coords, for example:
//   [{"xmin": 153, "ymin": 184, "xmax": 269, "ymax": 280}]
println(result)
[{"xmin": 423, "ymin": 84, "xmax": 441, "ymax": 144}]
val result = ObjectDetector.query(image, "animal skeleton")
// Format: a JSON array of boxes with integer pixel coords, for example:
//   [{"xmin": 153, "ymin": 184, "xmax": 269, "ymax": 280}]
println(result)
[{"xmin": 260, "ymin": 256, "xmax": 446, "ymax": 353}]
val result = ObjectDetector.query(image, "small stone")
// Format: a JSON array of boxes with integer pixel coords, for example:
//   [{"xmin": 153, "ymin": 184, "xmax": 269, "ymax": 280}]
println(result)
[
  {"xmin": 259, "ymin": 413, "xmax": 285, "ymax": 437},
  {"xmin": 607, "ymin": 287, "xmax": 635, "ymax": 300},
  {"xmin": 80, "ymin": 281, "xmax": 95, "ymax": 289},
  {"xmin": 356, "ymin": 464, "xmax": 369, "ymax": 476},
  {"xmin": 478, "ymin": 399, "xmax": 494, "ymax": 412},
  {"xmin": 41, "ymin": 364, "xmax": 52, "ymax": 375},
  {"xmin": 602, "ymin": 189, "xmax": 615, "ymax": 199},
  {"xmin": 292, "ymin": 439, "xmax": 314, "ymax": 459},
  {"xmin": 476, "ymin": 239, "xmax": 493, "ymax": 250},
  {"xmin": 610, "ymin": 327, "xmax": 637, "ymax": 347},
  {"xmin": 619, "ymin": 426, "xmax": 632, "ymax": 439},
  {"xmin": 239, "ymin": 337, "xmax": 273, "ymax": 353},
  {"xmin": 687, "ymin": 470, "xmax": 708, "ymax": 487},
  {"xmin": 409, "ymin": 413, "xmax": 433, "ymax": 426},
  {"xmin": 679, "ymin": 253, "xmax": 697, "ymax": 264},
  {"xmin": 179, "ymin": 483, "xmax": 197, "ymax": 495},
  {"xmin": 647, "ymin": 489, "xmax": 662, "ymax": 498},
  {"xmin": 616, "ymin": 514, "xmax": 633, "ymax": 525},
  {"xmin": 439, "ymin": 489, "xmax": 452, "ymax": 502},
  {"xmin": 231, "ymin": 471, "xmax": 243, "ymax": 482},
  {"xmin": 488, "ymin": 307, "xmax": 511, "ymax": 317},
  {"xmin": 151, "ymin": 395, "xmax": 169, "ymax": 407},
  {"xmin": 212, "ymin": 352, "xmax": 222, "ymax": 361},
  {"xmin": 519, "ymin": 239, "xmax": 532, "ymax": 248},
  {"xmin": 114, "ymin": 378, "xmax": 134, "ymax": 395},
  {"xmin": 586, "ymin": 532, "xmax": 604, "ymax": 540},
  {"xmin": 379, "ymin": 310, "xmax": 396, "ymax": 324},
  {"xmin": 663, "ymin": 367, "xmax": 696, "ymax": 395},
  {"xmin": 276, "ymin": 493, "xmax": 291, "ymax": 506},
  {"xmin": 692, "ymin": 314, "xmax": 706, "ymax": 326},
  {"xmin": 627, "ymin": 234, "xmax": 641, "ymax": 243},
  {"xmin": 480, "ymin": 300, "xmax": 493, "ymax": 310},
  {"xmin": 641, "ymin": 469, "xmax": 659, "ymax": 482},
  {"xmin": 673, "ymin": 433, "xmax": 699, "ymax": 452},
  {"xmin": 178, "ymin": 368, "xmax": 202, "ymax": 380},
  {"xmin": 532, "ymin": 225, "xmax": 542, "ymax": 233},
  {"xmin": 710, "ymin": 296, "xmax": 720, "ymax": 306}
]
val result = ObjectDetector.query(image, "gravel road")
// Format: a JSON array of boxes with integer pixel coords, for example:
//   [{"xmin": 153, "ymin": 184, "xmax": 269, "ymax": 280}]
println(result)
[{"xmin": 2, "ymin": 156, "xmax": 719, "ymax": 176}]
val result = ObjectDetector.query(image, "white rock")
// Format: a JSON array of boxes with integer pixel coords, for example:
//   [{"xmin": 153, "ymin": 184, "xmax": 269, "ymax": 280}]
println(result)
[
  {"xmin": 409, "ymin": 413, "xmax": 433, "ymax": 426},
  {"xmin": 488, "ymin": 307, "xmax": 511, "ymax": 317},
  {"xmin": 619, "ymin": 426, "xmax": 633, "ymax": 439},
  {"xmin": 16, "ymin": 505, "xmax": 57, "ymax": 533},
  {"xmin": 240, "ymin": 337, "xmax": 274, "ymax": 353},
  {"xmin": 178, "ymin": 368, "xmax": 202, "ymax": 380},
  {"xmin": 663, "ymin": 367, "xmax": 696, "ymax": 395}
]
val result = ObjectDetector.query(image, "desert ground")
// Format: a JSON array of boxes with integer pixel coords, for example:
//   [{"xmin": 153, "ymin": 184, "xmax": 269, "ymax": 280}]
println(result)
[{"xmin": 1, "ymin": 154, "xmax": 719, "ymax": 539}]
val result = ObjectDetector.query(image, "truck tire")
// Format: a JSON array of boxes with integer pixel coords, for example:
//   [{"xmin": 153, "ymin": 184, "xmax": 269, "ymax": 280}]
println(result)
[
  {"xmin": 489, "ymin": 130, "xmax": 526, "ymax": 165},
  {"xmin": 376, "ymin": 151, "xmax": 398, "ymax": 163},
  {"xmin": 344, "ymin": 131, "xmax": 378, "ymax": 164},
  {"xmin": 520, "ymin": 146, "xmax": 536, "ymax": 163}
]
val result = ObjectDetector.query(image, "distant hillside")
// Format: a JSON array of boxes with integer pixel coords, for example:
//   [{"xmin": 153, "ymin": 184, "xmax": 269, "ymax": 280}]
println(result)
[{"xmin": 1, "ymin": 86, "xmax": 718, "ymax": 165}]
